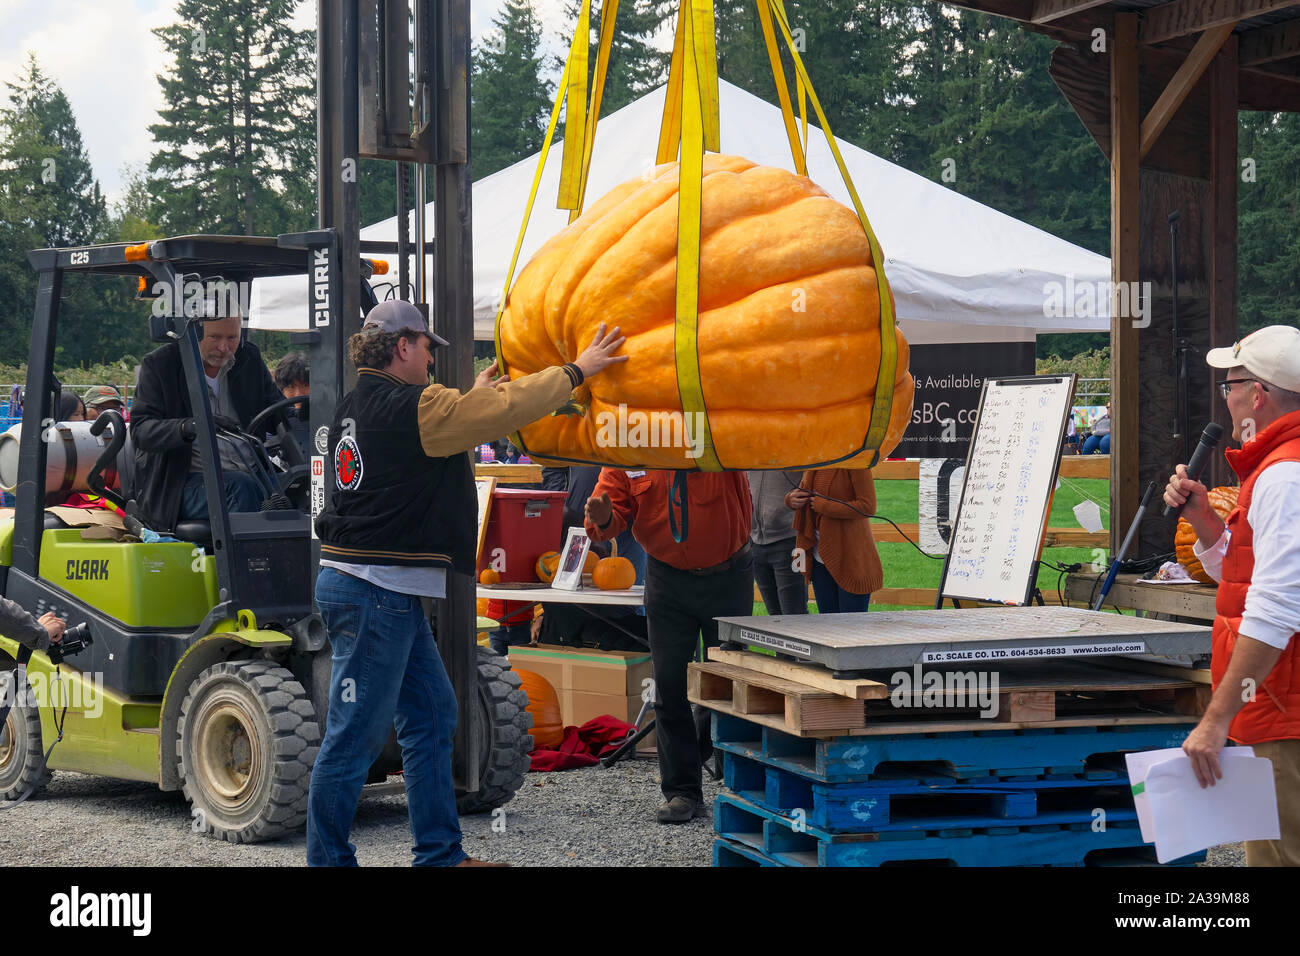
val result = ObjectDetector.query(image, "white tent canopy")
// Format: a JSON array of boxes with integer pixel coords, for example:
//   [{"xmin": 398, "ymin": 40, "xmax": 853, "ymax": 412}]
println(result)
[{"xmin": 250, "ymin": 80, "xmax": 1109, "ymax": 342}]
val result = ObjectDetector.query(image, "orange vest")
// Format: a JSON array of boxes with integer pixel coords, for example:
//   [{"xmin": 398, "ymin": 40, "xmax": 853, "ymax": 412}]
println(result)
[{"xmin": 1212, "ymin": 409, "xmax": 1300, "ymax": 744}]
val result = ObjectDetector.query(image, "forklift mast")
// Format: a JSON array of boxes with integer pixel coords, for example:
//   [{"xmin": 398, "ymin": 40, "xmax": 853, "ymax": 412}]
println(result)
[{"xmin": 314, "ymin": 0, "xmax": 480, "ymax": 792}]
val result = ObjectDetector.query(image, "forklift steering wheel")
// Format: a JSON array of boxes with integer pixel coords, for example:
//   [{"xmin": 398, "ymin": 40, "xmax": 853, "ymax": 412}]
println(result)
[{"xmin": 246, "ymin": 394, "xmax": 308, "ymax": 468}]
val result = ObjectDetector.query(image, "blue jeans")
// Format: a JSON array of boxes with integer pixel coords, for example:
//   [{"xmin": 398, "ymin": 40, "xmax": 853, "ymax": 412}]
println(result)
[
  {"xmin": 307, "ymin": 568, "xmax": 465, "ymax": 867},
  {"xmin": 179, "ymin": 471, "xmax": 264, "ymax": 519},
  {"xmin": 1081, "ymin": 434, "xmax": 1110, "ymax": 455},
  {"xmin": 811, "ymin": 560, "xmax": 871, "ymax": 613}
]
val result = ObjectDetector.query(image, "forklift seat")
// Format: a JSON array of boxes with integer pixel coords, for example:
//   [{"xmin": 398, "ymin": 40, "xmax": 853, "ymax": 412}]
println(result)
[{"xmin": 174, "ymin": 520, "xmax": 213, "ymax": 550}]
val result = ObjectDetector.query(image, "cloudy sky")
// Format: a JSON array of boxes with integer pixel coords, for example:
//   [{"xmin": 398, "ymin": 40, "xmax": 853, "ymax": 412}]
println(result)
[{"xmin": 0, "ymin": 0, "xmax": 578, "ymax": 203}]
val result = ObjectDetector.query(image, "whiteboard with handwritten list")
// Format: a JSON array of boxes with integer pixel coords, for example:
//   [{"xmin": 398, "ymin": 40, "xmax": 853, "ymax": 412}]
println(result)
[{"xmin": 938, "ymin": 374, "xmax": 1077, "ymax": 606}]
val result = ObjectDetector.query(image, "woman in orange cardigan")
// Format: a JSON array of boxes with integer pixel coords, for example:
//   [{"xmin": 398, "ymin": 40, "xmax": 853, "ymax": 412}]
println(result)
[{"xmin": 784, "ymin": 468, "xmax": 882, "ymax": 613}]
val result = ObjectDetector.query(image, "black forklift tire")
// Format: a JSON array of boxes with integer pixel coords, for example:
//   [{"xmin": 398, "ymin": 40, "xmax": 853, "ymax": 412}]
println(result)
[
  {"xmin": 0, "ymin": 671, "xmax": 52, "ymax": 801},
  {"xmin": 177, "ymin": 659, "xmax": 320, "ymax": 843},
  {"xmin": 455, "ymin": 647, "xmax": 534, "ymax": 815}
]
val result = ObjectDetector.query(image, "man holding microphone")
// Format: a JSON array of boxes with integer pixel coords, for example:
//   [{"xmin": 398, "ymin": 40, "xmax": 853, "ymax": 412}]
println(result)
[{"xmin": 1164, "ymin": 325, "xmax": 1300, "ymax": 865}]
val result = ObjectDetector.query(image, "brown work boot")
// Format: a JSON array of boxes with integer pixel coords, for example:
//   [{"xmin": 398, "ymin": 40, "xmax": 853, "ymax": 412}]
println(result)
[
  {"xmin": 656, "ymin": 796, "xmax": 703, "ymax": 824},
  {"xmin": 454, "ymin": 857, "xmax": 509, "ymax": 867}
]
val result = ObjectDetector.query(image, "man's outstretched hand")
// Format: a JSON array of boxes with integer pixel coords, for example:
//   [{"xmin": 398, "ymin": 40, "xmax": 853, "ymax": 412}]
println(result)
[
  {"xmin": 475, "ymin": 361, "xmax": 509, "ymax": 390},
  {"xmin": 585, "ymin": 492, "xmax": 613, "ymax": 529},
  {"xmin": 573, "ymin": 324, "xmax": 628, "ymax": 380}
]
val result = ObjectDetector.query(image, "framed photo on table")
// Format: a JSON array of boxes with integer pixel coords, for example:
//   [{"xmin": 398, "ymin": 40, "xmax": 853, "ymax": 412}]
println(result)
[{"xmin": 552, "ymin": 526, "xmax": 591, "ymax": 592}]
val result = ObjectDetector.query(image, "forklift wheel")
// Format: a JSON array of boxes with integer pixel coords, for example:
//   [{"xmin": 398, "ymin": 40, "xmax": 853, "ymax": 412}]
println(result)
[
  {"xmin": 455, "ymin": 648, "xmax": 533, "ymax": 814},
  {"xmin": 0, "ymin": 670, "xmax": 52, "ymax": 801},
  {"xmin": 177, "ymin": 659, "xmax": 320, "ymax": 843}
]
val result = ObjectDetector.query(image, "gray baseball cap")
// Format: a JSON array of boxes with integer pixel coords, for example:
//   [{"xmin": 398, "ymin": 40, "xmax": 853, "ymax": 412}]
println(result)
[{"xmin": 361, "ymin": 300, "xmax": 450, "ymax": 346}]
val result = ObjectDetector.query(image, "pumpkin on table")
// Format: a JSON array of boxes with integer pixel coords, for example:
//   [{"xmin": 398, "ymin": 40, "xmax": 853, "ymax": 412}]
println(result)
[
  {"xmin": 536, "ymin": 550, "xmax": 560, "ymax": 584},
  {"xmin": 496, "ymin": 153, "xmax": 914, "ymax": 470},
  {"xmin": 593, "ymin": 540, "xmax": 636, "ymax": 591},
  {"xmin": 1175, "ymin": 485, "xmax": 1240, "ymax": 583}
]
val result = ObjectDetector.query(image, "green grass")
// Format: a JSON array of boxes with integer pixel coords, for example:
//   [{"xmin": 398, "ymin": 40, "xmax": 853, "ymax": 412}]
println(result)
[{"xmin": 750, "ymin": 477, "xmax": 1112, "ymax": 614}]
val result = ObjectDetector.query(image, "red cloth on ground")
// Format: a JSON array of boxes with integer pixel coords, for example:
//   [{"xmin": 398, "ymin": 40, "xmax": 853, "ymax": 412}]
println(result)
[{"xmin": 528, "ymin": 714, "xmax": 637, "ymax": 772}]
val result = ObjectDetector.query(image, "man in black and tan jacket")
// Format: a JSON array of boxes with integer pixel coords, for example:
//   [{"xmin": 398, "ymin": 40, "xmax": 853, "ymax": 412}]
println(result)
[{"xmin": 308, "ymin": 299, "xmax": 625, "ymax": 867}]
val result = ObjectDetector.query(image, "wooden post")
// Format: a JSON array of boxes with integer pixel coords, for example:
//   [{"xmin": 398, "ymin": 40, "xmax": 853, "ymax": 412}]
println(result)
[
  {"xmin": 1208, "ymin": 36, "xmax": 1239, "ymax": 490},
  {"xmin": 1110, "ymin": 13, "xmax": 1141, "ymax": 556}
]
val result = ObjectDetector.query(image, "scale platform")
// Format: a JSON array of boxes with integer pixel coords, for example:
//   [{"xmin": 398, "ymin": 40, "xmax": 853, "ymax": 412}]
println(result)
[{"xmin": 716, "ymin": 606, "xmax": 1213, "ymax": 673}]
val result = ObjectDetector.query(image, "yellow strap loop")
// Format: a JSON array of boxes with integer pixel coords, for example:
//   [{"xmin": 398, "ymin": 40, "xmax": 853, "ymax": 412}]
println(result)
[
  {"xmin": 674, "ymin": 0, "xmax": 722, "ymax": 472},
  {"xmin": 765, "ymin": 0, "xmax": 897, "ymax": 465},
  {"xmin": 657, "ymin": 11, "xmax": 686, "ymax": 164},
  {"xmin": 755, "ymin": 0, "xmax": 805, "ymax": 175},
  {"xmin": 570, "ymin": 0, "xmax": 621, "ymax": 223},
  {"xmin": 557, "ymin": 0, "xmax": 591, "ymax": 211},
  {"xmin": 494, "ymin": 52, "xmax": 574, "ymax": 372}
]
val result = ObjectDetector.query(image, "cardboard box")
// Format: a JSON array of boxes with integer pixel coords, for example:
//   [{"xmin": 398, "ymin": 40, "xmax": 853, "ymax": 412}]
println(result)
[
  {"xmin": 509, "ymin": 644, "xmax": 652, "ymax": 698},
  {"xmin": 509, "ymin": 644, "xmax": 655, "ymax": 752}
]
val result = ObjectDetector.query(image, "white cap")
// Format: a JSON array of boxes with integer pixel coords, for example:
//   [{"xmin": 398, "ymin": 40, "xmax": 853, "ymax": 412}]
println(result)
[{"xmin": 1206, "ymin": 325, "xmax": 1300, "ymax": 392}]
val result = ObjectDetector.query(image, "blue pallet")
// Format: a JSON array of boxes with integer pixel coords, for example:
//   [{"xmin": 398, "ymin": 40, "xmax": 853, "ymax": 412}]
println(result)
[
  {"xmin": 713, "ymin": 837, "xmax": 785, "ymax": 867},
  {"xmin": 712, "ymin": 712, "xmax": 1193, "ymax": 784},
  {"xmin": 723, "ymin": 751, "xmax": 1141, "ymax": 832},
  {"xmin": 714, "ymin": 792, "xmax": 1205, "ymax": 867}
]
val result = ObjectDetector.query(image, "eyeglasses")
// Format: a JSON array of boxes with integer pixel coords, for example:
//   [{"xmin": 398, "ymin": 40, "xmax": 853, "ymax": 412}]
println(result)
[{"xmin": 1219, "ymin": 378, "xmax": 1268, "ymax": 399}]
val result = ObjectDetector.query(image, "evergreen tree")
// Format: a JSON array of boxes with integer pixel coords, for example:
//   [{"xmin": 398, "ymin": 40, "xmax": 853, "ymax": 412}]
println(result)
[
  {"xmin": 0, "ymin": 54, "xmax": 110, "ymax": 365},
  {"xmin": 471, "ymin": 0, "xmax": 555, "ymax": 180},
  {"xmin": 1238, "ymin": 111, "xmax": 1300, "ymax": 332},
  {"xmin": 148, "ymin": 0, "xmax": 315, "ymax": 236}
]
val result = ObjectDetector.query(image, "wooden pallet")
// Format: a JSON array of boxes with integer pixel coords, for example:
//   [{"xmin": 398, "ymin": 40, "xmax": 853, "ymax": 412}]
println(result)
[
  {"xmin": 688, "ymin": 660, "xmax": 867, "ymax": 733},
  {"xmin": 691, "ymin": 657, "xmax": 1206, "ymax": 737}
]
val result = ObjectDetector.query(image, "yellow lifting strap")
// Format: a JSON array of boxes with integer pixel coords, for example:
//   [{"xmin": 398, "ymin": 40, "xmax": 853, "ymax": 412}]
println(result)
[
  {"xmin": 657, "ymin": 2, "xmax": 720, "ymax": 165},
  {"xmin": 754, "ymin": 0, "xmax": 805, "ymax": 175},
  {"xmin": 493, "ymin": 48, "xmax": 574, "ymax": 366},
  {"xmin": 672, "ymin": 0, "xmax": 723, "ymax": 471},
  {"xmin": 761, "ymin": 0, "xmax": 897, "ymax": 466},
  {"xmin": 556, "ymin": 0, "xmax": 592, "ymax": 211},
  {"xmin": 570, "ymin": 0, "xmax": 622, "ymax": 223}
]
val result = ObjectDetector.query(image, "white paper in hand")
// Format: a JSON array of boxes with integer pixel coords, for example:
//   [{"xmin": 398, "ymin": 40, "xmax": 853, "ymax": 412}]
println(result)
[
  {"xmin": 1073, "ymin": 499, "xmax": 1103, "ymax": 534},
  {"xmin": 1132, "ymin": 749, "xmax": 1280, "ymax": 863}
]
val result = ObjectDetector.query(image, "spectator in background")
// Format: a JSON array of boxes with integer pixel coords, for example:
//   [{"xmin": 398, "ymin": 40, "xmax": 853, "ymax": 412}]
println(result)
[
  {"xmin": 1063, "ymin": 412, "xmax": 1080, "ymax": 454},
  {"xmin": 58, "ymin": 391, "xmax": 87, "ymax": 423},
  {"xmin": 1082, "ymin": 403, "xmax": 1111, "ymax": 455},
  {"xmin": 83, "ymin": 385, "xmax": 126, "ymax": 422},
  {"xmin": 273, "ymin": 352, "xmax": 310, "ymax": 399},
  {"xmin": 786, "ymin": 468, "xmax": 881, "ymax": 614},
  {"xmin": 748, "ymin": 470, "xmax": 808, "ymax": 615},
  {"xmin": 272, "ymin": 351, "xmax": 310, "ymax": 459}
]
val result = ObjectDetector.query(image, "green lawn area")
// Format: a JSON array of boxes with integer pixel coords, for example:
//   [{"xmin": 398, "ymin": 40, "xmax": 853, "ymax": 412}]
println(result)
[{"xmin": 750, "ymin": 477, "xmax": 1112, "ymax": 615}]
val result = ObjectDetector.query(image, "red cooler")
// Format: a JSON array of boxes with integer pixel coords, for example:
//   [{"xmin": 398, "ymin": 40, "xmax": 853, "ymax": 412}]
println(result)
[{"xmin": 478, "ymin": 488, "xmax": 568, "ymax": 583}]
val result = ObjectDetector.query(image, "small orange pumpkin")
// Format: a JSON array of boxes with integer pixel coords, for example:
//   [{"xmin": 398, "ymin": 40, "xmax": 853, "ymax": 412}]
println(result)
[
  {"xmin": 514, "ymin": 668, "xmax": 563, "ymax": 749},
  {"xmin": 1175, "ymin": 486, "xmax": 1239, "ymax": 583},
  {"xmin": 476, "ymin": 597, "xmax": 490, "ymax": 616},
  {"xmin": 593, "ymin": 540, "xmax": 636, "ymax": 591},
  {"xmin": 583, "ymin": 550, "xmax": 600, "ymax": 574},
  {"xmin": 536, "ymin": 550, "xmax": 560, "ymax": 584},
  {"xmin": 480, "ymin": 568, "xmax": 501, "ymax": 585}
]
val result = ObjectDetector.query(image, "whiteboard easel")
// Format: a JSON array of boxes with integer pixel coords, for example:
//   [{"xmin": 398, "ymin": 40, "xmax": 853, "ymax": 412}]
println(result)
[{"xmin": 936, "ymin": 374, "xmax": 1076, "ymax": 607}]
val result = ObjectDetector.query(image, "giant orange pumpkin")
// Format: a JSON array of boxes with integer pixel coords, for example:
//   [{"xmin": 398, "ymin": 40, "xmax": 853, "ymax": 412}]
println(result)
[
  {"xmin": 496, "ymin": 154, "xmax": 914, "ymax": 470},
  {"xmin": 514, "ymin": 668, "xmax": 563, "ymax": 750},
  {"xmin": 1175, "ymin": 486, "xmax": 1239, "ymax": 583}
]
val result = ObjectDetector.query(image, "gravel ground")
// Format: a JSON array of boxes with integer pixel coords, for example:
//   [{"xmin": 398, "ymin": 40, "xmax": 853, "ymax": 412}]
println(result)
[
  {"xmin": 0, "ymin": 755, "xmax": 721, "ymax": 867},
  {"xmin": 0, "ymin": 759, "xmax": 1245, "ymax": 867}
]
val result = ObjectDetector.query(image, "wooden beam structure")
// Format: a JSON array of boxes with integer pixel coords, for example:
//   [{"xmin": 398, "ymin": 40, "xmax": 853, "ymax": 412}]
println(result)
[
  {"xmin": 1031, "ymin": 0, "xmax": 1110, "ymax": 23},
  {"xmin": 1139, "ymin": 22, "xmax": 1237, "ymax": 158},
  {"xmin": 1141, "ymin": 0, "xmax": 1293, "ymax": 45},
  {"xmin": 1110, "ymin": 13, "xmax": 1141, "ymax": 556},
  {"xmin": 1208, "ymin": 36, "xmax": 1239, "ymax": 489},
  {"xmin": 1240, "ymin": 17, "xmax": 1300, "ymax": 64}
]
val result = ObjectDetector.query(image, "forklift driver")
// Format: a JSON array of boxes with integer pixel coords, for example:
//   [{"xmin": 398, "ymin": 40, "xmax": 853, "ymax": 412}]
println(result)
[{"xmin": 132, "ymin": 311, "xmax": 286, "ymax": 533}]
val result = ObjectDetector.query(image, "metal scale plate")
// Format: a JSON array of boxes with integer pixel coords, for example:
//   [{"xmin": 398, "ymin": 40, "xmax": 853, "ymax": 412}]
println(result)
[{"xmin": 716, "ymin": 606, "xmax": 1212, "ymax": 672}]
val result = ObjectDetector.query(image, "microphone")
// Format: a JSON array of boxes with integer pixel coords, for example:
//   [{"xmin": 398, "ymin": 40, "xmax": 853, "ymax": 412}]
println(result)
[{"xmin": 1162, "ymin": 422, "xmax": 1224, "ymax": 518}]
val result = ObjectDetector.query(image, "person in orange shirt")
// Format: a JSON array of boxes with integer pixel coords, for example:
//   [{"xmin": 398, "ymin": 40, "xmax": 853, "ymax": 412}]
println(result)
[
  {"xmin": 785, "ymin": 468, "xmax": 882, "ymax": 613},
  {"xmin": 585, "ymin": 470, "xmax": 752, "ymax": 823}
]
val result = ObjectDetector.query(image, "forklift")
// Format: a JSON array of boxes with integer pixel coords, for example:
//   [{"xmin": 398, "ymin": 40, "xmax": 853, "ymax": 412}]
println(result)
[{"xmin": 0, "ymin": 0, "xmax": 534, "ymax": 841}]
